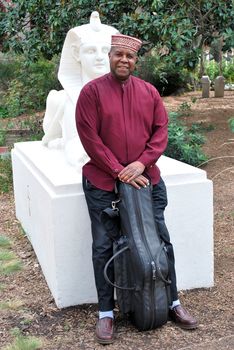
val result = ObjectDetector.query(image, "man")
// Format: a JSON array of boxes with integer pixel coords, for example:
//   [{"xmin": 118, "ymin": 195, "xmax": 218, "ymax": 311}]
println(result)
[{"xmin": 76, "ymin": 34, "xmax": 198, "ymax": 344}]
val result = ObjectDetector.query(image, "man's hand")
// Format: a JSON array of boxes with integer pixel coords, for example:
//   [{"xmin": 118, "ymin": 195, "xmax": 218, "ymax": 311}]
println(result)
[
  {"xmin": 128, "ymin": 175, "xmax": 150, "ymax": 189},
  {"xmin": 118, "ymin": 161, "xmax": 145, "ymax": 183}
]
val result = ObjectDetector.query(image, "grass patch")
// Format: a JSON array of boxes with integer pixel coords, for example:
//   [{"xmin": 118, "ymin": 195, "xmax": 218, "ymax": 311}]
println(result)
[
  {"xmin": 20, "ymin": 318, "xmax": 33, "ymax": 326},
  {"xmin": 229, "ymin": 117, "xmax": 234, "ymax": 132},
  {"xmin": 0, "ymin": 249, "xmax": 16, "ymax": 261},
  {"xmin": 0, "ymin": 282, "xmax": 6, "ymax": 291},
  {"xmin": 0, "ymin": 235, "xmax": 11, "ymax": 248},
  {"xmin": 0, "ymin": 260, "xmax": 22, "ymax": 275},
  {"xmin": 4, "ymin": 332, "xmax": 42, "ymax": 350},
  {"xmin": 0, "ymin": 299, "xmax": 24, "ymax": 310},
  {"xmin": 0, "ymin": 235, "xmax": 23, "ymax": 275}
]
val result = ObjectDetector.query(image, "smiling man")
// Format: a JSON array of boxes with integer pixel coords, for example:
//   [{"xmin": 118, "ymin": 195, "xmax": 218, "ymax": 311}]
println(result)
[{"xmin": 76, "ymin": 34, "xmax": 197, "ymax": 344}]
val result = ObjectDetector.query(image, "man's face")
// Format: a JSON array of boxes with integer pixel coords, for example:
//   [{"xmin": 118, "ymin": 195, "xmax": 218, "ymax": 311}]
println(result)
[
  {"xmin": 78, "ymin": 42, "xmax": 111, "ymax": 79},
  {"xmin": 108, "ymin": 47, "xmax": 137, "ymax": 81}
]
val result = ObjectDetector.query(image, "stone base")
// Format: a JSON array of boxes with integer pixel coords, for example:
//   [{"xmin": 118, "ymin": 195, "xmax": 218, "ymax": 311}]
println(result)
[{"xmin": 12, "ymin": 141, "xmax": 213, "ymax": 308}]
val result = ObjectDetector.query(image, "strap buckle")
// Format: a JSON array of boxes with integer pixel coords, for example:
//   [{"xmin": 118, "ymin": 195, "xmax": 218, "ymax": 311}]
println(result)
[{"xmin": 111, "ymin": 199, "xmax": 120, "ymax": 211}]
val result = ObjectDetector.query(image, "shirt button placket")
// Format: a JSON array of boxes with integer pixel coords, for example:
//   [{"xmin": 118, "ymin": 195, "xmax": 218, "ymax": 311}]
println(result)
[{"xmin": 122, "ymin": 83, "xmax": 129, "ymax": 164}]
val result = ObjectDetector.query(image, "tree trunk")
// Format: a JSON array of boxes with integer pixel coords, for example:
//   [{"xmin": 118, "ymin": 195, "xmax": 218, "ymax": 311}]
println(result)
[{"xmin": 199, "ymin": 47, "xmax": 205, "ymax": 78}]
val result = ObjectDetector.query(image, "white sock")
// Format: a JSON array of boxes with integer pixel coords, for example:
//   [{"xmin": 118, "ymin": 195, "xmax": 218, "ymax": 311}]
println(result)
[
  {"xmin": 170, "ymin": 299, "xmax": 181, "ymax": 310},
  {"xmin": 99, "ymin": 310, "xmax": 114, "ymax": 319}
]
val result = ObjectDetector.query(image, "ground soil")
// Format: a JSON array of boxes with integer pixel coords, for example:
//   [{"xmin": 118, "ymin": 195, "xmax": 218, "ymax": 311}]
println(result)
[{"xmin": 0, "ymin": 91, "xmax": 233, "ymax": 349}]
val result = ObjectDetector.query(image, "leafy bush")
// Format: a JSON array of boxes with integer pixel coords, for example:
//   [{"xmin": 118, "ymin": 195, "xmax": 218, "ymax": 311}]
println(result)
[
  {"xmin": 176, "ymin": 101, "xmax": 193, "ymax": 117},
  {"xmin": 0, "ymin": 53, "xmax": 21, "ymax": 91},
  {"xmin": 204, "ymin": 59, "xmax": 234, "ymax": 83},
  {"xmin": 19, "ymin": 115, "xmax": 44, "ymax": 141},
  {"xmin": 1, "ymin": 54, "xmax": 61, "ymax": 118},
  {"xmin": 0, "ymin": 130, "xmax": 6, "ymax": 146},
  {"xmin": 165, "ymin": 111, "xmax": 208, "ymax": 166},
  {"xmin": 223, "ymin": 58, "xmax": 234, "ymax": 83},
  {"xmin": 136, "ymin": 51, "xmax": 194, "ymax": 95},
  {"xmin": 204, "ymin": 61, "xmax": 219, "ymax": 81},
  {"xmin": 0, "ymin": 157, "xmax": 12, "ymax": 193}
]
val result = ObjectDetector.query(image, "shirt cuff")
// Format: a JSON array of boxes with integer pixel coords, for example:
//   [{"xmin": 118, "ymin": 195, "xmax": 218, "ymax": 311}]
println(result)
[
  {"xmin": 112, "ymin": 165, "xmax": 124, "ymax": 179},
  {"xmin": 137, "ymin": 155, "xmax": 155, "ymax": 169}
]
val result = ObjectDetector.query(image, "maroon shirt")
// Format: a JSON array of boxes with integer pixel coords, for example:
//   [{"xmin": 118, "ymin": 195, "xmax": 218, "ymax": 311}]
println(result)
[{"xmin": 76, "ymin": 73, "xmax": 168, "ymax": 191}]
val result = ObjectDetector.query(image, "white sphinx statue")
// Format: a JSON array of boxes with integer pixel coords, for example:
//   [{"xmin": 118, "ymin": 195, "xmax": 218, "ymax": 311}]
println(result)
[{"xmin": 42, "ymin": 11, "xmax": 118, "ymax": 169}]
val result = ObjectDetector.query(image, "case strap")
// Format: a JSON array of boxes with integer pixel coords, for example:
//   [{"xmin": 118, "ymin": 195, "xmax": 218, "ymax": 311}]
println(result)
[
  {"xmin": 155, "ymin": 242, "xmax": 171, "ymax": 285},
  {"xmin": 104, "ymin": 245, "xmax": 136, "ymax": 291},
  {"xmin": 104, "ymin": 242, "xmax": 171, "ymax": 290}
]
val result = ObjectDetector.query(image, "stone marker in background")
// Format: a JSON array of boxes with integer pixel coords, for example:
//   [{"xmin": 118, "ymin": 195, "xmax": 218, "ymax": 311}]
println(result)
[
  {"xmin": 214, "ymin": 76, "xmax": 225, "ymax": 98},
  {"xmin": 201, "ymin": 76, "xmax": 211, "ymax": 98}
]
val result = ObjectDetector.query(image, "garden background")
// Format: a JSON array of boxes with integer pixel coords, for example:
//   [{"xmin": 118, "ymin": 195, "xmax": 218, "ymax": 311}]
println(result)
[{"xmin": 0, "ymin": 1, "xmax": 233, "ymax": 349}]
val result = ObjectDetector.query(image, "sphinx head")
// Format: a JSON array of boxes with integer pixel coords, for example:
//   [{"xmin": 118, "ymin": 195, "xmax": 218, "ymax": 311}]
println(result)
[
  {"xmin": 71, "ymin": 40, "xmax": 111, "ymax": 82},
  {"xmin": 58, "ymin": 12, "xmax": 119, "ymax": 104}
]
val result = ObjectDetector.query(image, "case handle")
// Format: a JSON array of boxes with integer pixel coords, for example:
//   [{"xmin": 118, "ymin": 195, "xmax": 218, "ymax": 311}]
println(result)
[{"xmin": 104, "ymin": 245, "xmax": 136, "ymax": 291}]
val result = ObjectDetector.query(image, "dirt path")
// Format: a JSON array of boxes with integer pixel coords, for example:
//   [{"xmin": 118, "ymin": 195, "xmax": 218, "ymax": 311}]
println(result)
[{"xmin": 0, "ymin": 91, "xmax": 233, "ymax": 349}]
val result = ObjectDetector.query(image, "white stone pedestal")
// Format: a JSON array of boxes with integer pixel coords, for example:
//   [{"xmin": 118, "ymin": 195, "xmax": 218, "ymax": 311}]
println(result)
[{"xmin": 12, "ymin": 141, "xmax": 213, "ymax": 308}]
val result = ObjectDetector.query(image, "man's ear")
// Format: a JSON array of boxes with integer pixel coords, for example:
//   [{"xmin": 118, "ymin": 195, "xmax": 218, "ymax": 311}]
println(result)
[{"xmin": 71, "ymin": 44, "xmax": 80, "ymax": 62}]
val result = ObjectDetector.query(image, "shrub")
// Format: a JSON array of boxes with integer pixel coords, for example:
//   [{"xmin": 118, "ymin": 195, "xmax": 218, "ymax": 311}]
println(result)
[
  {"xmin": 135, "ymin": 51, "xmax": 194, "ymax": 95},
  {"xmin": 19, "ymin": 115, "xmax": 44, "ymax": 141},
  {"xmin": 204, "ymin": 58, "xmax": 234, "ymax": 83},
  {"xmin": 0, "ymin": 157, "xmax": 13, "ymax": 193},
  {"xmin": 223, "ymin": 58, "xmax": 234, "ymax": 83},
  {"xmin": 0, "ymin": 130, "xmax": 6, "ymax": 146},
  {"xmin": 0, "ymin": 53, "xmax": 21, "ymax": 91},
  {"xmin": 165, "ymin": 111, "xmax": 208, "ymax": 166},
  {"xmin": 1, "ymin": 54, "xmax": 61, "ymax": 118}
]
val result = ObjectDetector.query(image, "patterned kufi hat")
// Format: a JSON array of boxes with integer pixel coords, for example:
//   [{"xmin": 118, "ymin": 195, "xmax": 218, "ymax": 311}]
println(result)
[{"xmin": 111, "ymin": 34, "xmax": 142, "ymax": 53}]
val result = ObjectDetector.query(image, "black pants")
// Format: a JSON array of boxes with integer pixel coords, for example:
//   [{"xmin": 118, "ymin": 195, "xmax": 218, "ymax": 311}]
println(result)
[{"xmin": 83, "ymin": 176, "xmax": 178, "ymax": 311}]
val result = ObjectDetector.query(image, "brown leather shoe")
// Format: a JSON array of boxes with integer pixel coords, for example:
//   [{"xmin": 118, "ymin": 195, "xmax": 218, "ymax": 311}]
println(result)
[
  {"xmin": 169, "ymin": 305, "xmax": 198, "ymax": 330},
  {"xmin": 95, "ymin": 317, "xmax": 114, "ymax": 344}
]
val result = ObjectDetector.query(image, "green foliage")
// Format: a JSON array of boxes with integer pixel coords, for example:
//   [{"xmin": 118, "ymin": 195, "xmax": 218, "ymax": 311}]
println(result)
[
  {"xmin": 223, "ymin": 59, "xmax": 234, "ymax": 83},
  {"xmin": 0, "ymin": 300, "xmax": 24, "ymax": 311},
  {"xmin": 0, "ymin": 157, "xmax": 13, "ymax": 193},
  {"xmin": 0, "ymin": 260, "xmax": 22, "ymax": 275},
  {"xmin": 0, "ymin": 53, "xmax": 21, "ymax": 91},
  {"xmin": 165, "ymin": 110, "xmax": 208, "ymax": 166},
  {"xmin": 0, "ymin": 234, "xmax": 22, "ymax": 276},
  {"xmin": 177, "ymin": 102, "xmax": 192, "ymax": 117},
  {"xmin": 4, "ymin": 333, "xmax": 42, "ymax": 350},
  {"xmin": 19, "ymin": 115, "xmax": 44, "ymax": 141},
  {"xmin": 205, "ymin": 59, "xmax": 234, "ymax": 83},
  {"xmin": 0, "ymin": 250, "xmax": 15, "ymax": 261},
  {"xmin": 0, "ymin": 235, "xmax": 11, "ymax": 248},
  {"xmin": 1, "ymin": 0, "xmax": 233, "ymax": 67},
  {"xmin": 0, "ymin": 130, "xmax": 6, "ymax": 146},
  {"xmin": 229, "ymin": 118, "xmax": 234, "ymax": 132},
  {"xmin": 0, "ymin": 106, "xmax": 10, "ymax": 119},
  {"xmin": 3, "ymin": 80, "xmax": 25, "ymax": 117},
  {"xmin": 204, "ymin": 61, "xmax": 219, "ymax": 81},
  {"xmin": 190, "ymin": 122, "xmax": 215, "ymax": 133},
  {"xmin": 1, "ymin": 54, "xmax": 61, "ymax": 117},
  {"xmin": 136, "ymin": 50, "xmax": 194, "ymax": 95}
]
